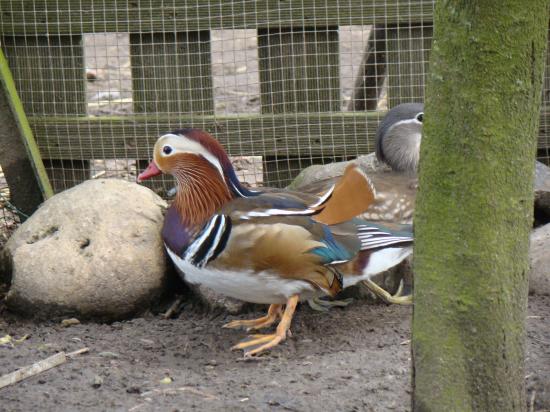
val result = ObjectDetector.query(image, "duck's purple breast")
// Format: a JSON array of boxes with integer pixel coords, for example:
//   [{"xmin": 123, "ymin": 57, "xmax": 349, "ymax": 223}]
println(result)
[{"xmin": 162, "ymin": 206, "xmax": 192, "ymax": 256}]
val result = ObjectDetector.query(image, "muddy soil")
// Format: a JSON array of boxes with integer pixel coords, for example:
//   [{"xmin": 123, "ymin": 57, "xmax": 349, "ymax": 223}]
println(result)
[{"xmin": 1, "ymin": 293, "xmax": 549, "ymax": 412}]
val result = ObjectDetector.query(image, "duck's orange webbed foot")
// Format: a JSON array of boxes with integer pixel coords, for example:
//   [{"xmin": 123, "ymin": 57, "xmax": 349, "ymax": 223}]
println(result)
[
  {"xmin": 231, "ymin": 295, "xmax": 299, "ymax": 357},
  {"xmin": 222, "ymin": 304, "xmax": 282, "ymax": 331}
]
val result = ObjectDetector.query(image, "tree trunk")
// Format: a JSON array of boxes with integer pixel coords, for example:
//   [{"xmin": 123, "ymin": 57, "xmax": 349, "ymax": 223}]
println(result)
[{"xmin": 412, "ymin": 1, "xmax": 549, "ymax": 411}]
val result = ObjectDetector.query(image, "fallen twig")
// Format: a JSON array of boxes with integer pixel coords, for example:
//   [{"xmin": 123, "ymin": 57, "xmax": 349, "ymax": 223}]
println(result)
[
  {"xmin": 87, "ymin": 97, "xmax": 133, "ymax": 108},
  {"xmin": 91, "ymin": 170, "xmax": 106, "ymax": 179},
  {"xmin": 163, "ymin": 297, "xmax": 183, "ymax": 319},
  {"xmin": 0, "ymin": 348, "xmax": 89, "ymax": 390},
  {"xmin": 66, "ymin": 347, "xmax": 90, "ymax": 358},
  {"xmin": 140, "ymin": 386, "xmax": 218, "ymax": 400}
]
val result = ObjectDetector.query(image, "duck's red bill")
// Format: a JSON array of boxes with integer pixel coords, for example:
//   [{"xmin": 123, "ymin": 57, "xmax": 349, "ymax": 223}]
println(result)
[{"xmin": 138, "ymin": 161, "xmax": 162, "ymax": 182}]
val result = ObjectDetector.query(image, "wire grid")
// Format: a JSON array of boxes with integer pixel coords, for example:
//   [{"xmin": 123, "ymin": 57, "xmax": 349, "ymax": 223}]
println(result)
[
  {"xmin": 0, "ymin": 169, "xmax": 21, "ymax": 245},
  {"xmin": 4, "ymin": 0, "xmax": 518, "ymax": 245}
]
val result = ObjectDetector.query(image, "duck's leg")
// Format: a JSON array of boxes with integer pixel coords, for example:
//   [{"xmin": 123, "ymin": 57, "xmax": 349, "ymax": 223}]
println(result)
[
  {"xmin": 222, "ymin": 304, "xmax": 283, "ymax": 331},
  {"xmin": 231, "ymin": 295, "xmax": 299, "ymax": 357},
  {"xmin": 362, "ymin": 279, "xmax": 413, "ymax": 305}
]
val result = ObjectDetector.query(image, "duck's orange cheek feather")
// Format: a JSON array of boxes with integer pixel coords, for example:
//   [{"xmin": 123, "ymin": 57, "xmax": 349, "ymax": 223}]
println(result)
[{"xmin": 158, "ymin": 153, "xmax": 208, "ymax": 174}]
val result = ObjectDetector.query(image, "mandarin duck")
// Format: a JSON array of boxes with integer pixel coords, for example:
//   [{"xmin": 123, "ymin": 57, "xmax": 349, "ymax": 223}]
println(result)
[
  {"xmin": 138, "ymin": 128, "xmax": 413, "ymax": 356},
  {"xmin": 376, "ymin": 102, "xmax": 423, "ymax": 174},
  {"xmin": 296, "ymin": 103, "xmax": 422, "ymax": 225},
  {"xmin": 295, "ymin": 104, "xmax": 423, "ymax": 308}
]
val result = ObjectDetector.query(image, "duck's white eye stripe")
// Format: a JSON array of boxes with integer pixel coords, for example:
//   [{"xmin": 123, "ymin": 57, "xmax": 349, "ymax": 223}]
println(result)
[{"xmin": 159, "ymin": 133, "xmax": 225, "ymax": 178}]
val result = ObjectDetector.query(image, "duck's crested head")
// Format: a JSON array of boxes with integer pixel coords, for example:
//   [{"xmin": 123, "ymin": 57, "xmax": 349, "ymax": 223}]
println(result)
[
  {"xmin": 375, "ymin": 102, "xmax": 424, "ymax": 173},
  {"xmin": 138, "ymin": 128, "xmax": 236, "ymax": 227},
  {"xmin": 150, "ymin": 128, "xmax": 230, "ymax": 179},
  {"xmin": 138, "ymin": 128, "xmax": 260, "ymax": 199}
]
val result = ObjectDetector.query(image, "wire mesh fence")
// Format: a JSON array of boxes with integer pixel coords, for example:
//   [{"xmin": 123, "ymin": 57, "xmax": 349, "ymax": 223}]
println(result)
[
  {"xmin": 0, "ymin": 174, "xmax": 21, "ymax": 244},
  {"xmin": 0, "ymin": 0, "xmax": 549, "ymax": 246}
]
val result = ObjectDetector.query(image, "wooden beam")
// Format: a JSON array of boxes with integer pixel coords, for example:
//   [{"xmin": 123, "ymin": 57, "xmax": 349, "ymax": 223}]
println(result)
[
  {"xmin": 27, "ymin": 110, "xmax": 550, "ymax": 160},
  {"xmin": 130, "ymin": 30, "xmax": 214, "ymax": 193},
  {"xmin": 130, "ymin": 31, "xmax": 214, "ymax": 115},
  {"xmin": 0, "ymin": 1, "xmax": 435, "ymax": 35},
  {"xmin": 258, "ymin": 27, "xmax": 340, "ymax": 114},
  {"xmin": 386, "ymin": 24, "xmax": 433, "ymax": 107},
  {"xmin": 347, "ymin": 25, "xmax": 387, "ymax": 111},
  {"xmin": 258, "ymin": 26, "xmax": 341, "ymax": 186},
  {"xmin": 28, "ymin": 112, "xmax": 381, "ymax": 159}
]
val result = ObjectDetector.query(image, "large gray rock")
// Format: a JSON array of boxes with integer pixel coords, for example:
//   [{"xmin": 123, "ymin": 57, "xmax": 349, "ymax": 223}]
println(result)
[
  {"xmin": 535, "ymin": 161, "xmax": 550, "ymax": 219},
  {"xmin": 529, "ymin": 223, "xmax": 550, "ymax": 296},
  {"xmin": 1, "ymin": 179, "xmax": 167, "ymax": 320},
  {"xmin": 288, "ymin": 153, "xmax": 386, "ymax": 190}
]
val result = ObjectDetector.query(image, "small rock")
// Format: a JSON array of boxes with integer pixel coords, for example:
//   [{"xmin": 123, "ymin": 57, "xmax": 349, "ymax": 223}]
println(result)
[
  {"xmin": 98, "ymin": 351, "xmax": 120, "ymax": 359},
  {"xmin": 529, "ymin": 223, "xmax": 550, "ymax": 296},
  {"xmin": 90, "ymin": 91, "xmax": 120, "ymax": 102},
  {"xmin": 61, "ymin": 318, "xmax": 80, "ymax": 327},
  {"xmin": 1, "ymin": 179, "xmax": 167, "ymax": 321},
  {"xmin": 86, "ymin": 70, "xmax": 97, "ymax": 82},
  {"xmin": 126, "ymin": 386, "xmax": 141, "ymax": 394},
  {"xmin": 92, "ymin": 375, "xmax": 103, "ymax": 388},
  {"xmin": 235, "ymin": 65, "xmax": 247, "ymax": 74}
]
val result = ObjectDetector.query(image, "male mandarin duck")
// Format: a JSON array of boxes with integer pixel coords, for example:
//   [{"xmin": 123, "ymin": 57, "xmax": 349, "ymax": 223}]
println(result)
[{"xmin": 138, "ymin": 128, "xmax": 413, "ymax": 356}]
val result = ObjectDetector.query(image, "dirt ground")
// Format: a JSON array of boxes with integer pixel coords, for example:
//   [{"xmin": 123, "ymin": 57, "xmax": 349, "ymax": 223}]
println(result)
[{"xmin": 1, "ymin": 291, "xmax": 549, "ymax": 412}]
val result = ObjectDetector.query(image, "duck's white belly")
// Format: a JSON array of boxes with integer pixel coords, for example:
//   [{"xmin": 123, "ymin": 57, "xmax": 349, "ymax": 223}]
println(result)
[{"xmin": 166, "ymin": 248, "xmax": 317, "ymax": 304}]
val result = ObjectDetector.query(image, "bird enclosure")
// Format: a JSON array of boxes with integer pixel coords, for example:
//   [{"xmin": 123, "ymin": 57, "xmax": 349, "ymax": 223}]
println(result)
[{"xmin": 0, "ymin": 0, "xmax": 550, "ymax": 245}]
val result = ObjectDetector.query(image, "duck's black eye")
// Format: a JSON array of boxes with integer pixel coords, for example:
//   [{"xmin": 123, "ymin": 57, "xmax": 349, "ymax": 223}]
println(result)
[
  {"xmin": 162, "ymin": 145, "xmax": 173, "ymax": 155},
  {"xmin": 415, "ymin": 113, "xmax": 424, "ymax": 123}
]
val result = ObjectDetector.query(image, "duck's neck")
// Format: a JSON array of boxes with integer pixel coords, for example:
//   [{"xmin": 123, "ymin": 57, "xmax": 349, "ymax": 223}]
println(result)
[
  {"xmin": 383, "ymin": 128, "xmax": 421, "ymax": 173},
  {"xmin": 173, "ymin": 166, "xmax": 233, "ymax": 229}
]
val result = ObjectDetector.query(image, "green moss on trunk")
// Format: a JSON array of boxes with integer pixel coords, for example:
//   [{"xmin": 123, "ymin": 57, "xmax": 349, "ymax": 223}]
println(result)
[{"xmin": 412, "ymin": 1, "xmax": 549, "ymax": 411}]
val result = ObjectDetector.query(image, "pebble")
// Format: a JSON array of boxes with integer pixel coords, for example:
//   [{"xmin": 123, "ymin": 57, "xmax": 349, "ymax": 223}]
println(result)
[
  {"xmin": 98, "ymin": 351, "xmax": 120, "ymax": 359},
  {"xmin": 61, "ymin": 318, "xmax": 80, "ymax": 327},
  {"xmin": 92, "ymin": 375, "xmax": 103, "ymax": 388},
  {"xmin": 86, "ymin": 70, "xmax": 97, "ymax": 81}
]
